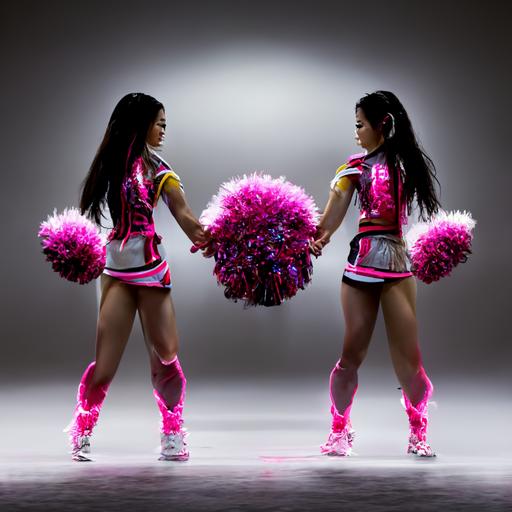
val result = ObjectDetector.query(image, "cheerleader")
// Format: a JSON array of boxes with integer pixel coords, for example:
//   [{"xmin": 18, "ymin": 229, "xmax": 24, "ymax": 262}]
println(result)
[
  {"xmin": 312, "ymin": 91, "xmax": 441, "ymax": 457},
  {"xmin": 66, "ymin": 93, "xmax": 210, "ymax": 461}
]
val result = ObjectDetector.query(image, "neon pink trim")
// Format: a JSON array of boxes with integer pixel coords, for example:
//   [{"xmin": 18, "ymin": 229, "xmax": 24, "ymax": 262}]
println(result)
[
  {"xmin": 346, "ymin": 262, "xmax": 412, "ymax": 279},
  {"xmin": 66, "ymin": 361, "xmax": 108, "ymax": 448},
  {"xmin": 160, "ymin": 355, "xmax": 178, "ymax": 366},
  {"xmin": 402, "ymin": 368, "xmax": 434, "ymax": 454},
  {"xmin": 153, "ymin": 357, "xmax": 186, "ymax": 435},
  {"xmin": 104, "ymin": 260, "xmax": 167, "ymax": 279},
  {"xmin": 107, "ymin": 279, "xmax": 171, "ymax": 288},
  {"xmin": 329, "ymin": 363, "xmax": 357, "ymax": 420}
]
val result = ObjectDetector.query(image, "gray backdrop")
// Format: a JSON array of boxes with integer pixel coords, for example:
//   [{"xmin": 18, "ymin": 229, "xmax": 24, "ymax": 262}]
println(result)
[{"xmin": 1, "ymin": 0, "xmax": 509, "ymax": 383}]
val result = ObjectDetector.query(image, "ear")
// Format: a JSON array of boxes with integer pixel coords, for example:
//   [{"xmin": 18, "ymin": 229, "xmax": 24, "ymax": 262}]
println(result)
[{"xmin": 383, "ymin": 113, "xmax": 396, "ymax": 138}]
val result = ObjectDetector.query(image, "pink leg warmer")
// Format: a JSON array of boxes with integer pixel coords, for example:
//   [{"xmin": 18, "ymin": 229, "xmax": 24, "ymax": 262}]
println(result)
[
  {"xmin": 402, "ymin": 367, "xmax": 435, "ymax": 455},
  {"xmin": 66, "ymin": 361, "xmax": 109, "ymax": 447},
  {"xmin": 320, "ymin": 361, "xmax": 357, "ymax": 455},
  {"xmin": 329, "ymin": 361, "xmax": 358, "ymax": 432},
  {"xmin": 151, "ymin": 356, "xmax": 186, "ymax": 435}
]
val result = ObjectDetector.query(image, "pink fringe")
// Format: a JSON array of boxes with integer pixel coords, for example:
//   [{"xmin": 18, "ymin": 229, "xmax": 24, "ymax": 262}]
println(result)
[
  {"xmin": 402, "ymin": 393, "xmax": 429, "ymax": 441},
  {"xmin": 401, "ymin": 373, "xmax": 433, "ymax": 446},
  {"xmin": 153, "ymin": 389, "xmax": 184, "ymax": 435},
  {"xmin": 66, "ymin": 362, "xmax": 107, "ymax": 447},
  {"xmin": 331, "ymin": 406, "xmax": 351, "ymax": 433},
  {"xmin": 38, "ymin": 207, "xmax": 106, "ymax": 284},
  {"xmin": 67, "ymin": 405, "xmax": 101, "ymax": 441},
  {"xmin": 200, "ymin": 173, "xmax": 319, "ymax": 307}
]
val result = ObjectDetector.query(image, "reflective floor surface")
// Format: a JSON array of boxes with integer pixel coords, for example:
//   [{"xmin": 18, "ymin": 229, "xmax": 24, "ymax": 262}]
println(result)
[{"xmin": 1, "ymin": 379, "xmax": 511, "ymax": 511}]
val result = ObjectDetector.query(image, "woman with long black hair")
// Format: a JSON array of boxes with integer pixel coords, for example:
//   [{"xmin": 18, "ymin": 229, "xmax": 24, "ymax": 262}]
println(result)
[
  {"xmin": 66, "ymin": 92, "xmax": 210, "ymax": 461},
  {"xmin": 312, "ymin": 91, "xmax": 441, "ymax": 457}
]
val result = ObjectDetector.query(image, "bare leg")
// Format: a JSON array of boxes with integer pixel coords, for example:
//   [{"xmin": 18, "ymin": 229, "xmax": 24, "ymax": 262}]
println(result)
[
  {"xmin": 331, "ymin": 281, "xmax": 381, "ymax": 417},
  {"xmin": 87, "ymin": 275, "xmax": 138, "ymax": 396},
  {"xmin": 321, "ymin": 281, "xmax": 381, "ymax": 456},
  {"xmin": 137, "ymin": 287, "xmax": 188, "ymax": 460},
  {"xmin": 67, "ymin": 275, "xmax": 137, "ymax": 459},
  {"xmin": 381, "ymin": 277, "xmax": 435, "ymax": 456},
  {"xmin": 380, "ymin": 278, "xmax": 431, "ymax": 406},
  {"xmin": 137, "ymin": 287, "xmax": 183, "ymax": 410}
]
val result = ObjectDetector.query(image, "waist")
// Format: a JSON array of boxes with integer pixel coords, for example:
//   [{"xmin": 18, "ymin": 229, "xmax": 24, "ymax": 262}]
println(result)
[
  {"xmin": 106, "ymin": 234, "xmax": 165, "ymax": 269},
  {"xmin": 358, "ymin": 221, "xmax": 399, "ymax": 235},
  {"xmin": 109, "ymin": 224, "xmax": 157, "ymax": 242}
]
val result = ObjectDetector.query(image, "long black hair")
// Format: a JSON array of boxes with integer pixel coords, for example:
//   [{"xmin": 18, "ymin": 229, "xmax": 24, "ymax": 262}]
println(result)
[
  {"xmin": 356, "ymin": 91, "xmax": 441, "ymax": 220},
  {"xmin": 80, "ymin": 93, "xmax": 164, "ymax": 225}
]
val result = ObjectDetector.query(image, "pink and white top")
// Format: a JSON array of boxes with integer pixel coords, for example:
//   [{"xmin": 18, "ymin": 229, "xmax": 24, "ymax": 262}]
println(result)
[
  {"xmin": 331, "ymin": 147, "xmax": 407, "ymax": 232},
  {"xmin": 104, "ymin": 151, "xmax": 183, "ymax": 288}
]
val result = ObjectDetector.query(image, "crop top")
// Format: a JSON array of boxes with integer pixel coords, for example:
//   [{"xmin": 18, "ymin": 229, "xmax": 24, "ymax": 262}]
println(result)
[{"xmin": 330, "ymin": 147, "xmax": 406, "ymax": 229}]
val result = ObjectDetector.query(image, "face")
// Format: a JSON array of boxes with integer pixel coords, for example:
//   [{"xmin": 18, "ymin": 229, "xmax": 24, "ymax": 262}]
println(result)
[
  {"xmin": 354, "ymin": 107, "xmax": 384, "ymax": 151},
  {"xmin": 146, "ymin": 109, "xmax": 166, "ymax": 147}
]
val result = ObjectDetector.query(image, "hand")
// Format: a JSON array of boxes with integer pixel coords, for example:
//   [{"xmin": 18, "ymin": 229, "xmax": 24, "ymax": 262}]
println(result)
[
  {"xmin": 190, "ymin": 228, "xmax": 215, "ymax": 258},
  {"xmin": 310, "ymin": 226, "xmax": 331, "ymax": 257}
]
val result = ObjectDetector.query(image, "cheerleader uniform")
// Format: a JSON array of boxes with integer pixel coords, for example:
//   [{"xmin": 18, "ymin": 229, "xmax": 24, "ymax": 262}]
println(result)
[
  {"xmin": 104, "ymin": 150, "xmax": 183, "ymax": 288},
  {"xmin": 330, "ymin": 147, "xmax": 412, "ymax": 285},
  {"xmin": 67, "ymin": 150, "xmax": 190, "ymax": 461},
  {"xmin": 322, "ymin": 147, "xmax": 435, "ymax": 459}
]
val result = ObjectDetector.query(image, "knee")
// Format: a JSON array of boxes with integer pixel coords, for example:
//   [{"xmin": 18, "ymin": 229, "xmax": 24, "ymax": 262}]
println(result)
[
  {"xmin": 154, "ymin": 347, "xmax": 178, "ymax": 365},
  {"xmin": 152, "ymin": 340, "xmax": 179, "ymax": 364}
]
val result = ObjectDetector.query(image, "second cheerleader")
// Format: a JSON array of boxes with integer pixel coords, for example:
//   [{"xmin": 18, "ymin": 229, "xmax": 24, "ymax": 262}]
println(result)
[{"xmin": 312, "ymin": 90, "xmax": 441, "ymax": 457}]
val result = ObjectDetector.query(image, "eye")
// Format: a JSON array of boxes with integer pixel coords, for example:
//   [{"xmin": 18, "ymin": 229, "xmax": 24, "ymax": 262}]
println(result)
[{"xmin": 355, "ymin": 123, "xmax": 363, "ymax": 129}]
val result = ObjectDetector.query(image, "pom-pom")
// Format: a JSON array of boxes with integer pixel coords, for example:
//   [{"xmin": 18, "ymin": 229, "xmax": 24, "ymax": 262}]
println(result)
[
  {"xmin": 201, "ymin": 173, "xmax": 319, "ymax": 306},
  {"xmin": 38, "ymin": 207, "xmax": 106, "ymax": 284},
  {"xmin": 406, "ymin": 210, "xmax": 476, "ymax": 284}
]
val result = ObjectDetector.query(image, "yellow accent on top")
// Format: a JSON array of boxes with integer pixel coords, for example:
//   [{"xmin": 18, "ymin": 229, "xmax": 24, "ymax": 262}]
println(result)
[
  {"xmin": 331, "ymin": 163, "xmax": 351, "ymax": 192},
  {"xmin": 336, "ymin": 176, "xmax": 351, "ymax": 192},
  {"xmin": 336, "ymin": 163, "xmax": 348, "ymax": 174},
  {"xmin": 156, "ymin": 171, "xmax": 182, "ymax": 200}
]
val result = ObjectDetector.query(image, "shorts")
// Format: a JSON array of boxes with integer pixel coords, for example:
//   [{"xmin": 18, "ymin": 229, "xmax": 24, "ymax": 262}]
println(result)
[{"xmin": 343, "ymin": 228, "xmax": 412, "ymax": 285}]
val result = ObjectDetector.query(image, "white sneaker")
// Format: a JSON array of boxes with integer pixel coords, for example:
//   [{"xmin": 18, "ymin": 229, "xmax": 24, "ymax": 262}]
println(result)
[
  {"xmin": 407, "ymin": 433, "xmax": 436, "ymax": 457},
  {"xmin": 159, "ymin": 431, "xmax": 189, "ymax": 461},
  {"xmin": 320, "ymin": 428, "xmax": 355, "ymax": 456},
  {"xmin": 71, "ymin": 435, "xmax": 92, "ymax": 462}
]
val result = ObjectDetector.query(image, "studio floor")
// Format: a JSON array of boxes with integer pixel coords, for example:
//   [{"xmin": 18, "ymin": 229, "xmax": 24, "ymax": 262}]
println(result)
[{"xmin": 1, "ymin": 378, "xmax": 511, "ymax": 511}]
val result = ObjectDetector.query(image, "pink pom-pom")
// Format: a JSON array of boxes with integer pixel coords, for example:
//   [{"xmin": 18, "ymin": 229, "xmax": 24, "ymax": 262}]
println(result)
[
  {"xmin": 201, "ymin": 173, "xmax": 319, "ymax": 306},
  {"xmin": 406, "ymin": 210, "xmax": 476, "ymax": 284},
  {"xmin": 38, "ymin": 207, "xmax": 106, "ymax": 284}
]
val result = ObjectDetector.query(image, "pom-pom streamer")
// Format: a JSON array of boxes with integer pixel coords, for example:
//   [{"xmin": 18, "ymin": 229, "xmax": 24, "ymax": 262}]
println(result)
[
  {"xmin": 406, "ymin": 210, "xmax": 476, "ymax": 284},
  {"xmin": 38, "ymin": 207, "xmax": 106, "ymax": 284},
  {"xmin": 200, "ymin": 173, "xmax": 319, "ymax": 306}
]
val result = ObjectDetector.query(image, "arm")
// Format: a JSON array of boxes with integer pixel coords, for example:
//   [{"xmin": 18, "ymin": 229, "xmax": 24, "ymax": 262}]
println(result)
[
  {"xmin": 312, "ymin": 177, "xmax": 355, "ymax": 256},
  {"xmin": 161, "ymin": 180, "xmax": 209, "ymax": 246}
]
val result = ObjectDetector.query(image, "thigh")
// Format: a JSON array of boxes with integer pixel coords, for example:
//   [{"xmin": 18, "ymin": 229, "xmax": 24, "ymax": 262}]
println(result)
[
  {"xmin": 340, "ymin": 281, "xmax": 381, "ymax": 364},
  {"xmin": 137, "ymin": 287, "xmax": 179, "ymax": 362},
  {"xmin": 380, "ymin": 277, "xmax": 421, "ymax": 368},
  {"xmin": 93, "ymin": 275, "xmax": 138, "ymax": 383}
]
